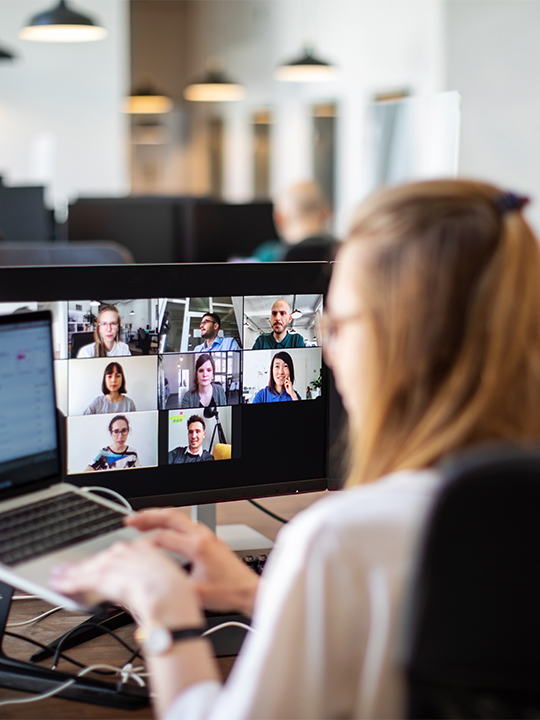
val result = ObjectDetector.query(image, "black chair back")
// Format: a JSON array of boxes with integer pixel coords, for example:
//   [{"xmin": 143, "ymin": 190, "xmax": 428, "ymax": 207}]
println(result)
[{"xmin": 403, "ymin": 446, "xmax": 540, "ymax": 719}]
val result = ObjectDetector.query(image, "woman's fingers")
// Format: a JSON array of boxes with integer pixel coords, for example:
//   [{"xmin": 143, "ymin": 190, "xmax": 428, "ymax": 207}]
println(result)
[{"xmin": 50, "ymin": 537, "xmax": 203, "ymax": 623}]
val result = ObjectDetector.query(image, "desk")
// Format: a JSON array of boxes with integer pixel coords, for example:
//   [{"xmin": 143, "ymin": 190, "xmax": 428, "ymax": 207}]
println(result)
[{"xmin": 0, "ymin": 491, "xmax": 327, "ymax": 719}]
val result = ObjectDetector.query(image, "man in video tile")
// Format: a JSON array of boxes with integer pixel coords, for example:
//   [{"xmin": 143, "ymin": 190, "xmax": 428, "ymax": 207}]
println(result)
[
  {"xmin": 194, "ymin": 312, "xmax": 240, "ymax": 352},
  {"xmin": 252, "ymin": 299, "xmax": 306, "ymax": 349},
  {"xmin": 168, "ymin": 414, "xmax": 215, "ymax": 464}
]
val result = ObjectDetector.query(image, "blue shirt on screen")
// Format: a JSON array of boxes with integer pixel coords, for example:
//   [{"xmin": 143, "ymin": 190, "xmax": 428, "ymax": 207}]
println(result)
[
  {"xmin": 252, "ymin": 386, "xmax": 302, "ymax": 403},
  {"xmin": 194, "ymin": 336, "xmax": 240, "ymax": 352}
]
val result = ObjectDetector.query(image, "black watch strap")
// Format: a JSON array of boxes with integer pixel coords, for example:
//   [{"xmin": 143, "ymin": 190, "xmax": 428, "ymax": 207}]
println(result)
[{"xmin": 170, "ymin": 627, "xmax": 206, "ymax": 642}]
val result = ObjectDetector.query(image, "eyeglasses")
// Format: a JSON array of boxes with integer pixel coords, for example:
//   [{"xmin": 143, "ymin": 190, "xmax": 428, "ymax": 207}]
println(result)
[
  {"xmin": 99, "ymin": 321, "xmax": 119, "ymax": 329},
  {"xmin": 200, "ymin": 319, "xmax": 215, "ymax": 326},
  {"xmin": 111, "ymin": 428, "xmax": 129, "ymax": 436},
  {"xmin": 320, "ymin": 312, "xmax": 364, "ymax": 347}
]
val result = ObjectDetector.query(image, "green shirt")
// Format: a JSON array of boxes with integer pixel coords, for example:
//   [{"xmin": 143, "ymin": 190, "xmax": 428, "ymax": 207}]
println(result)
[{"xmin": 252, "ymin": 332, "xmax": 306, "ymax": 350}]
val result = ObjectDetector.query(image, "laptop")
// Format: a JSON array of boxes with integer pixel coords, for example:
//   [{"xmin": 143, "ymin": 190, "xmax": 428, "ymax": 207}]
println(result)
[{"xmin": 0, "ymin": 310, "xmax": 144, "ymax": 611}]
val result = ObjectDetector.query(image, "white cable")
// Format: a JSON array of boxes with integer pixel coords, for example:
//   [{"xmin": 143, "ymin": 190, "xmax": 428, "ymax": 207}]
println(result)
[
  {"xmin": 202, "ymin": 621, "xmax": 259, "ymax": 637},
  {"xmin": 11, "ymin": 594, "xmax": 39, "ymax": 600},
  {"xmin": 7, "ymin": 605, "xmax": 63, "ymax": 628},
  {"xmin": 77, "ymin": 663, "xmax": 146, "ymax": 687},
  {"xmin": 81, "ymin": 486, "xmax": 133, "ymax": 511},
  {"xmin": 0, "ymin": 679, "xmax": 76, "ymax": 707}
]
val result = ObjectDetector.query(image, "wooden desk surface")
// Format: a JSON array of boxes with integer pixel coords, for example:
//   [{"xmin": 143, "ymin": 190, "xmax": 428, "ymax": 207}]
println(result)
[{"xmin": 0, "ymin": 491, "xmax": 327, "ymax": 719}]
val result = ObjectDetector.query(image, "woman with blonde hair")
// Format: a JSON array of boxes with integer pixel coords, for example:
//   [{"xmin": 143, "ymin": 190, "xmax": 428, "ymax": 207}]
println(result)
[
  {"xmin": 52, "ymin": 180, "xmax": 540, "ymax": 719},
  {"xmin": 77, "ymin": 304, "xmax": 131, "ymax": 358}
]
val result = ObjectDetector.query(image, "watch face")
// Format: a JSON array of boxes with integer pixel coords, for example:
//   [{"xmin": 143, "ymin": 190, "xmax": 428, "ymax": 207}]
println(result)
[
  {"xmin": 136, "ymin": 624, "xmax": 172, "ymax": 655},
  {"xmin": 148, "ymin": 625, "xmax": 172, "ymax": 655}
]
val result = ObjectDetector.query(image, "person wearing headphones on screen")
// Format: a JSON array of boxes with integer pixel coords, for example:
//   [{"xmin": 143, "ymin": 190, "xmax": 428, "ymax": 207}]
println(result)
[
  {"xmin": 52, "ymin": 180, "xmax": 540, "ymax": 719},
  {"xmin": 77, "ymin": 304, "xmax": 131, "ymax": 358}
]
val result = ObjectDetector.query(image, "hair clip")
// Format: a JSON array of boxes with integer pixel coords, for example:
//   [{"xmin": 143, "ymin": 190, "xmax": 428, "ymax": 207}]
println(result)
[{"xmin": 493, "ymin": 191, "xmax": 530, "ymax": 215}]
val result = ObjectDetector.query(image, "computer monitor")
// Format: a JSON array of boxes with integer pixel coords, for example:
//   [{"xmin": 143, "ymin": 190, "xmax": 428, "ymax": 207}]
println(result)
[{"xmin": 0, "ymin": 262, "xmax": 337, "ymax": 510}]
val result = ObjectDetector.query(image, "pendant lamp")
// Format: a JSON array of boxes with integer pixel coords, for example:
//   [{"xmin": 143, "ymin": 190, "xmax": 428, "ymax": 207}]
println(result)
[
  {"xmin": 19, "ymin": 0, "xmax": 107, "ymax": 42},
  {"xmin": 124, "ymin": 86, "xmax": 173, "ymax": 115},
  {"xmin": 274, "ymin": 46, "xmax": 338, "ymax": 82},
  {"xmin": 0, "ymin": 43, "xmax": 16, "ymax": 61},
  {"xmin": 184, "ymin": 58, "xmax": 246, "ymax": 103}
]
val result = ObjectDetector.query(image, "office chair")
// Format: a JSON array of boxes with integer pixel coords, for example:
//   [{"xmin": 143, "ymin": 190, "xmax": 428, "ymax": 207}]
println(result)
[
  {"xmin": 70, "ymin": 331, "xmax": 95, "ymax": 358},
  {"xmin": 403, "ymin": 445, "xmax": 540, "ymax": 719}
]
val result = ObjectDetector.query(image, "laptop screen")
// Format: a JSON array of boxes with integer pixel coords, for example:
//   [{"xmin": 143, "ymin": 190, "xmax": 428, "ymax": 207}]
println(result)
[{"xmin": 0, "ymin": 312, "xmax": 60, "ymax": 492}]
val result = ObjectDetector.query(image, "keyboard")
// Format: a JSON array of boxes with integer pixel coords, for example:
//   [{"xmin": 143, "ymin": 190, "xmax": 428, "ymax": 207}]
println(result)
[
  {"xmin": 241, "ymin": 553, "xmax": 268, "ymax": 575},
  {"xmin": 0, "ymin": 492, "xmax": 125, "ymax": 566}
]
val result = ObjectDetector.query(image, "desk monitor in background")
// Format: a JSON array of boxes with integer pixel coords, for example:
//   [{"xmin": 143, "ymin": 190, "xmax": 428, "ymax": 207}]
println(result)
[
  {"xmin": 0, "ymin": 182, "xmax": 50, "ymax": 243},
  {"xmin": 0, "ymin": 262, "xmax": 342, "ymax": 510}
]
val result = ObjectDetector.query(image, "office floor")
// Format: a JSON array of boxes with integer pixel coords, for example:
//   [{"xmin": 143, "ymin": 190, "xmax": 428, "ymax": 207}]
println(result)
[{"xmin": 0, "ymin": 491, "xmax": 327, "ymax": 719}]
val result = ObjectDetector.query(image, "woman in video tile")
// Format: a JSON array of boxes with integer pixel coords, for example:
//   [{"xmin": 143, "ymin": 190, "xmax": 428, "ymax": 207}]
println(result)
[
  {"xmin": 77, "ymin": 304, "xmax": 131, "ymax": 358},
  {"xmin": 83, "ymin": 361, "xmax": 137, "ymax": 415},
  {"xmin": 84, "ymin": 415, "xmax": 140, "ymax": 471},
  {"xmin": 252, "ymin": 351, "xmax": 301, "ymax": 403},
  {"xmin": 181, "ymin": 353, "xmax": 227, "ymax": 408}
]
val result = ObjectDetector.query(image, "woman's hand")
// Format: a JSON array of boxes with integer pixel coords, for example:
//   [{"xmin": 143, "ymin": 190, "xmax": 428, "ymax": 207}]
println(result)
[
  {"xmin": 126, "ymin": 509, "xmax": 260, "ymax": 616},
  {"xmin": 284, "ymin": 378, "xmax": 298, "ymax": 400},
  {"xmin": 50, "ymin": 537, "xmax": 203, "ymax": 628}
]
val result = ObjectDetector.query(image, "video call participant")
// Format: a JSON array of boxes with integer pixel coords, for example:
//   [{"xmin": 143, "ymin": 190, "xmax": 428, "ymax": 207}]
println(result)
[
  {"xmin": 168, "ymin": 414, "xmax": 214, "ymax": 464},
  {"xmin": 252, "ymin": 351, "xmax": 301, "ymax": 403},
  {"xmin": 181, "ymin": 353, "xmax": 227, "ymax": 408},
  {"xmin": 194, "ymin": 312, "xmax": 240, "ymax": 352},
  {"xmin": 252, "ymin": 299, "xmax": 306, "ymax": 349},
  {"xmin": 77, "ymin": 304, "xmax": 131, "ymax": 358},
  {"xmin": 84, "ymin": 415, "xmax": 140, "ymax": 471},
  {"xmin": 84, "ymin": 362, "xmax": 137, "ymax": 415}
]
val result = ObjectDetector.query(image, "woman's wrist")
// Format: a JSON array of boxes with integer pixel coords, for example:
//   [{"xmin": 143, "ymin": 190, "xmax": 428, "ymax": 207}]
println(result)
[{"xmin": 131, "ymin": 576, "xmax": 204, "ymax": 629}]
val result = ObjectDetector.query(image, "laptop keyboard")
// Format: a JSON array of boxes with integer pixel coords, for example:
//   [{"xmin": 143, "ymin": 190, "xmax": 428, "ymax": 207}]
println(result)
[{"xmin": 0, "ymin": 492, "xmax": 126, "ymax": 566}]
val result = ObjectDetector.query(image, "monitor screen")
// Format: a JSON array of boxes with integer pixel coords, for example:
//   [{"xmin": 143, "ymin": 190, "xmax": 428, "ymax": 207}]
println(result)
[{"xmin": 0, "ymin": 262, "xmax": 333, "ymax": 508}]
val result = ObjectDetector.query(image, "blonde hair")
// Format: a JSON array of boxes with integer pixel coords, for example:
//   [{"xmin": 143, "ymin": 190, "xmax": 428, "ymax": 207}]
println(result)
[
  {"xmin": 345, "ymin": 179, "xmax": 540, "ymax": 485},
  {"xmin": 93, "ymin": 304, "xmax": 122, "ymax": 358}
]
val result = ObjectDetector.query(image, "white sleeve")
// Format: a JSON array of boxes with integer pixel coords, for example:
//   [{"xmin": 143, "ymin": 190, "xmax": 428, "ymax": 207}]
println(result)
[
  {"xmin": 77, "ymin": 343, "xmax": 94, "ymax": 358},
  {"xmin": 163, "ymin": 510, "xmax": 373, "ymax": 720},
  {"xmin": 163, "ymin": 680, "xmax": 221, "ymax": 720}
]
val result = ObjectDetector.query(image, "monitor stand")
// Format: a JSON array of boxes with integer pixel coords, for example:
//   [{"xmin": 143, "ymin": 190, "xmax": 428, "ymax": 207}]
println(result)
[
  {"xmin": 0, "ymin": 581, "xmax": 147, "ymax": 708},
  {"xmin": 30, "ymin": 504, "xmax": 273, "ymax": 664},
  {"xmin": 192, "ymin": 503, "xmax": 274, "ymax": 552}
]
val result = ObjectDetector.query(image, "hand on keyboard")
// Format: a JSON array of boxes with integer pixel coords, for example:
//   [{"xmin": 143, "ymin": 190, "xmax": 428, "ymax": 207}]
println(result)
[{"xmin": 127, "ymin": 508, "xmax": 260, "ymax": 617}]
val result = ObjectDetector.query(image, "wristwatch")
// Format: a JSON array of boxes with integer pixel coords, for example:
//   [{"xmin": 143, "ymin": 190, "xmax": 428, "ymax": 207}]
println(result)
[{"xmin": 135, "ymin": 622, "xmax": 206, "ymax": 656}]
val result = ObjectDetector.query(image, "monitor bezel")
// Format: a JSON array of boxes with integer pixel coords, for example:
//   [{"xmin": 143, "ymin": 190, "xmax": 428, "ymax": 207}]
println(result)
[{"xmin": 0, "ymin": 262, "xmax": 333, "ymax": 509}]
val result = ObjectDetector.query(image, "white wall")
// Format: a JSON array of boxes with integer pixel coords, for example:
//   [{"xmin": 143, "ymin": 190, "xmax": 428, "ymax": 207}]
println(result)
[
  {"xmin": 445, "ymin": 0, "xmax": 540, "ymax": 232},
  {"xmin": 140, "ymin": 0, "xmax": 445, "ymax": 235},
  {"xmin": 0, "ymin": 0, "xmax": 130, "ymax": 211},
  {"xmin": 201, "ymin": 0, "xmax": 445, "ymax": 234}
]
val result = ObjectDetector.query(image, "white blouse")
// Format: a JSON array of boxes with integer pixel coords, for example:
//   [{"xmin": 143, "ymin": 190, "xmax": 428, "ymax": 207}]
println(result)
[
  {"xmin": 165, "ymin": 469, "xmax": 441, "ymax": 720},
  {"xmin": 77, "ymin": 341, "xmax": 131, "ymax": 358}
]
